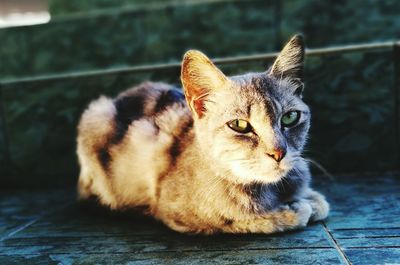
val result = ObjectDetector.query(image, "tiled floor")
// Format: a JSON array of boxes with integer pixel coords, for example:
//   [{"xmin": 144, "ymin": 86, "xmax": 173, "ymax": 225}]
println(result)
[{"xmin": 0, "ymin": 173, "xmax": 399, "ymax": 264}]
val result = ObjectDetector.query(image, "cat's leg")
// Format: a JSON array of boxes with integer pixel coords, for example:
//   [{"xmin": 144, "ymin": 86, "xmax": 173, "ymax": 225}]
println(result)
[
  {"xmin": 76, "ymin": 154, "xmax": 118, "ymax": 208},
  {"xmin": 76, "ymin": 96, "xmax": 119, "ymax": 208},
  {"xmin": 219, "ymin": 199, "xmax": 312, "ymax": 234},
  {"xmin": 77, "ymin": 143, "xmax": 95, "ymax": 200},
  {"xmin": 77, "ymin": 171, "xmax": 93, "ymax": 200},
  {"xmin": 302, "ymin": 188, "xmax": 330, "ymax": 222},
  {"xmin": 159, "ymin": 199, "xmax": 312, "ymax": 234}
]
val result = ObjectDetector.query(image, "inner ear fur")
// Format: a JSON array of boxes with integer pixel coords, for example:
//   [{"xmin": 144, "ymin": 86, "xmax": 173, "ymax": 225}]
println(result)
[{"xmin": 181, "ymin": 50, "xmax": 230, "ymax": 118}]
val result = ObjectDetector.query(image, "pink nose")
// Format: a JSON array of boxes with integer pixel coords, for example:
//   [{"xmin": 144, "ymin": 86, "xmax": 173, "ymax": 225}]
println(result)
[{"xmin": 266, "ymin": 148, "xmax": 286, "ymax": 162}]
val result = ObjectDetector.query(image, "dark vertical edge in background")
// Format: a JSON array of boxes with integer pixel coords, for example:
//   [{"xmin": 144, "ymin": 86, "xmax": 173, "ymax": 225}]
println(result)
[
  {"xmin": 0, "ymin": 84, "xmax": 12, "ymax": 166},
  {"xmin": 273, "ymin": 0, "xmax": 282, "ymax": 50},
  {"xmin": 394, "ymin": 44, "xmax": 400, "ymax": 172}
]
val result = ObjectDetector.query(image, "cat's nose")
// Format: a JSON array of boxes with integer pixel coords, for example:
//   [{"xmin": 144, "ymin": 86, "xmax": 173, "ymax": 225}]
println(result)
[{"xmin": 266, "ymin": 148, "xmax": 286, "ymax": 162}]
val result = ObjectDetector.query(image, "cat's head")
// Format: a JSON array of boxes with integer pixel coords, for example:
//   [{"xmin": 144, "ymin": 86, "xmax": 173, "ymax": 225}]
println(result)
[{"xmin": 181, "ymin": 35, "xmax": 310, "ymax": 184}]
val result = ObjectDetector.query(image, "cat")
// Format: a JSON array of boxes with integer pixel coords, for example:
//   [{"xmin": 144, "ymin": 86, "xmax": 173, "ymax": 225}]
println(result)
[{"xmin": 76, "ymin": 35, "xmax": 329, "ymax": 234}]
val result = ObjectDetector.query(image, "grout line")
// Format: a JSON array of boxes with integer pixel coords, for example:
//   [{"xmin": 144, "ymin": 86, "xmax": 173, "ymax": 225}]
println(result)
[
  {"xmin": 333, "ymin": 227, "xmax": 400, "ymax": 231},
  {"xmin": 0, "ymin": 202, "xmax": 73, "ymax": 242},
  {"xmin": 346, "ymin": 246, "xmax": 400, "ymax": 249},
  {"xmin": 0, "ymin": 247, "xmax": 334, "ymax": 256},
  {"xmin": 0, "ymin": 85, "xmax": 12, "ymax": 165},
  {"xmin": 51, "ymin": 0, "xmax": 247, "ymax": 23},
  {"xmin": 0, "ymin": 219, "xmax": 39, "ymax": 242},
  {"xmin": 0, "ymin": 41, "xmax": 398, "ymax": 86},
  {"xmin": 7, "ymin": 234, "xmax": 323, "ymax": 240},
  {"xmin": 1, "ymin": 243, "xmax": 333, "ymax": 251},
  {"xmin": 322, "ymin": 222, "xmax": 352, "ymax": 265},
  {"xmin": 337, "ymin": 235, "xmax": 400, "ymax": 239},
  {"xmin": 393, "ymin": 44, "xmax": 400, "ymax": 171}
]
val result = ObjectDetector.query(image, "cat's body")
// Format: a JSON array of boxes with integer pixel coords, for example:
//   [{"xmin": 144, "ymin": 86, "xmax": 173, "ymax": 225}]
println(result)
[{"xmin": 77, "ymin": 35, "xmax": 329, "ymax": 234}]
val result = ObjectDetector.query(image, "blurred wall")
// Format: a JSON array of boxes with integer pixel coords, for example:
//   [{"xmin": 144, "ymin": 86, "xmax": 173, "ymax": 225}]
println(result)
[{"xmin": 0, "ymin": 0, "xmax": 399, "ymax": 188}]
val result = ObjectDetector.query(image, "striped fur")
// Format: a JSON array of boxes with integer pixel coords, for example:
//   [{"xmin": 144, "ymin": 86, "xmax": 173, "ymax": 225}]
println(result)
[{"xmin": 77, "ymin": 35, "xmax": 329, "ymax": 234}]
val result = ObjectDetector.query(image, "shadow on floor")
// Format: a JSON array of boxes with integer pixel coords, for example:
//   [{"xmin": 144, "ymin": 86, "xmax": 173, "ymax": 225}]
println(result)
[{"xmin": 0, "ymin": 173, "xmax": 399, "ymax": 264}]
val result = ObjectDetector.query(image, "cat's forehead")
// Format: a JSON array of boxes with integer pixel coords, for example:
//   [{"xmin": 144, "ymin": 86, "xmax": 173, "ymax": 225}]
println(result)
[
  {"xmin": 214, "ymin": 72, "xmax": 309, "ymax": 122},
  {"xmin": 232, "ymin": 73, "xmax": 286, "ymax": 94},
  {"xmin": 229, "ymin": 73, "xmax": 295, "ymax": 107}
]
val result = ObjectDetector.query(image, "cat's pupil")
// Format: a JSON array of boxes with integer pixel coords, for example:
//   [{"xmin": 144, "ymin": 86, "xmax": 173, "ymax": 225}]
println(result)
[
  {"xmin": 237, "ymin": 120, "xmax": 246, "ymax": 128},
  {"xmin": 228, "ymin": 119, "xmax": 252, "ymax": 133}
]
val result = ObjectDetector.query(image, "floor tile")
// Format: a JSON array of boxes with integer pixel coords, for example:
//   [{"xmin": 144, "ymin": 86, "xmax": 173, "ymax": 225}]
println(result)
[
  {"xmin": 1, "ymin": 174, "xmax": 399, "ymax": 264},
  {"xmin": 0, "ymin": 189, "xmax": 73, "ymax": 239},
  {"xmin": 318, "ymin": 175, "xmax": 400, "ymax": 230},
  {"xmin": 0, "ymin": 248, "xmax": 346, "ymax": 265}
]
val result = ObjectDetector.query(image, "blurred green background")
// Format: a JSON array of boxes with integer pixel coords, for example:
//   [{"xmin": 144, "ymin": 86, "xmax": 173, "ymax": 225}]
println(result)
[{"xmin": 0, "ymin": 0, "xmax": 399, "ymax": 188}]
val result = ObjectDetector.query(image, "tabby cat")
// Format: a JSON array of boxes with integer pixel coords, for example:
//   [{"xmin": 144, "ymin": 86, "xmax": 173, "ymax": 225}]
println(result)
[{"xmin": 77, "ymin": 35, "xmax": 329, "ymax": 234}]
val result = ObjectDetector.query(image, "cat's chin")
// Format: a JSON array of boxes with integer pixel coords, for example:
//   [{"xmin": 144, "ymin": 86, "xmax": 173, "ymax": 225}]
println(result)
[
  {"xmin": 225, "ymin": 168, "xmax": 289, "ymax": 185},
  {"xmin": 256, "ymin": 168, "xmax": 288, "ymax": 184},
  {"xmin": 225, "ymin": 161, "xmax": 293, "ymax": 185}
]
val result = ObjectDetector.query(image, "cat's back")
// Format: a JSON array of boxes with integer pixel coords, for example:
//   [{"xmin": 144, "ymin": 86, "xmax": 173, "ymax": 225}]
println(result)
[{"xmin": 77, "ymin": 82, "xmax": 193, "ymax": 208}]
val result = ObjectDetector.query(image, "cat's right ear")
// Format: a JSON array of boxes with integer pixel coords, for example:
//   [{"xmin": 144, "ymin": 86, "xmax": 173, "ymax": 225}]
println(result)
[{"xmin": 181, "ymin": 50, "xmax": 230, "ymax": 119}]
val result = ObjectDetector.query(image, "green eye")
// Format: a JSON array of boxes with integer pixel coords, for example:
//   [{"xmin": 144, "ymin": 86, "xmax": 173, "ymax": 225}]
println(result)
[
  {"xmin": 227, "ymin": 119, "xmax": 252, "ymax": 133},
  {"xmin": 281, "ymin": 111, "xmax": 300, "ymax": 127}
]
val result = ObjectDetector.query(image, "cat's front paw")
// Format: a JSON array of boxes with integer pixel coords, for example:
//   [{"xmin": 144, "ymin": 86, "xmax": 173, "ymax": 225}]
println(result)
[
  {"xmin": 289, "ymin": 200, "xmax": 313, "ymax": 227},
  {"xmin": 305, "ymin": 190, "xmax": 330, "ymax": 222}
]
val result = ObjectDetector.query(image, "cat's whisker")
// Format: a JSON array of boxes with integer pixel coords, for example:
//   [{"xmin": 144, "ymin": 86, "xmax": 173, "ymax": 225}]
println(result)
[
  {"xmin": 280, "ymin": 175, "xmax": 292, "ymax": 191},
  {"xmin": 303, "ymin": 157, "xmax": 335, "ymax": 180},
  {"xmin": 227, "ymin": 158, "xmax": 250, "ymax": 162},
  {"xmin": 203, "ymin": 173, "xmax": 223, "ymax": 190},
  {"xmin": 205, "ymin": 173, "xmax": 230, "ymax": 196}
]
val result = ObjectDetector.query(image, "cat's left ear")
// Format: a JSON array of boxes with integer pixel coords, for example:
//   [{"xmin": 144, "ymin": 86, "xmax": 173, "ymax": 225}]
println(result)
[
  {"xmin": 181, "ymin": 50, "xmax": 230, "ymax": 119},
  {"xmin": 269, "ymin": 34, "xmax": 305, "ymax": 95}
]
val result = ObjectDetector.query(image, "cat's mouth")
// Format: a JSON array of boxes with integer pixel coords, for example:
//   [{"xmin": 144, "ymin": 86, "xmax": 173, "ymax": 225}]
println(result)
[
  {"xmin": 268, "ymin": 167, "xmax": 288, "ymax": 181},
  {"xmin": 265, "ymin": 161, "xmax": 294, "ymax": 182},
  {"xmin": 226, "ymin": 156, "xmax": 294, "ymax": 184},
  {"xmin": 253, "ymin": 165, "xmax": 291, "ymax": 184}
]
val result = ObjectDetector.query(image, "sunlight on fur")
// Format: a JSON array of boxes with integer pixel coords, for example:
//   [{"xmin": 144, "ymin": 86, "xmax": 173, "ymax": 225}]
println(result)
[{"xmin": 76, "ymin": 35, "xmax": 329, "ymax": 234}]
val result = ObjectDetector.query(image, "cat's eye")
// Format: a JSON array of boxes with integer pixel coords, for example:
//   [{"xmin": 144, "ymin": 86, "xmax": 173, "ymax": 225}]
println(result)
[
  {"xmin": 227, "ymin": 119, "xmax": 252, "ymax": 133},
  {"xmin": 281, "ymin": 111, "xmax": 300, "ymax": 127}
]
